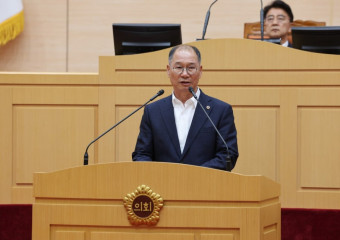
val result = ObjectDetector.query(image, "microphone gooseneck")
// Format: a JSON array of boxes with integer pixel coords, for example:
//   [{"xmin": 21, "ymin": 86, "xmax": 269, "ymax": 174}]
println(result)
[
  {"xmin": 188, "ymin": 87, "xmax": 232, "ymax": 171},
  {"xmin": 83, "ymin": 89, "xmax": 164, "ymax": 165},
  {"xmin": 260, "ymin": 0, "xmax": 264, "ymax": 41},
  {"xmin": 200, "ymin": 0, "xmax": 218, "ymax": 40}
]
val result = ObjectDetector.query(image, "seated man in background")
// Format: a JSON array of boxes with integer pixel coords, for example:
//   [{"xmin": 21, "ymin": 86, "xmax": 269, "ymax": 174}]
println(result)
[{"xmin": 264, "ymin": 0, "xmax": 294, "ymax": 47}]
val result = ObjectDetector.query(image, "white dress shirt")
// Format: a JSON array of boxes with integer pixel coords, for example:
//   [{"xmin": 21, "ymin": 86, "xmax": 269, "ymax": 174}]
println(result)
[
  {"xmin": 282, "ymin": 40, "xmax": 289, "ymax": 47},
  {"xmin": 172, "ymin": 88, "xmax": 200, "ymax": 153}
]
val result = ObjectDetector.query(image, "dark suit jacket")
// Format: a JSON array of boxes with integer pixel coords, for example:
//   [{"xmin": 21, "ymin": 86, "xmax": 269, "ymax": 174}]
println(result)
[{"xmin": 132, "ymin": 91, "xmax": 239, "ymax": 171}]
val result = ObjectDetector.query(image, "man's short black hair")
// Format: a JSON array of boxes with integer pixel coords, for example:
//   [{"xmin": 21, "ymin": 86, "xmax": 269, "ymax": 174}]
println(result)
[{"xmin": 264, "ymin": 0, "xmax": 294, "ymax": 22}]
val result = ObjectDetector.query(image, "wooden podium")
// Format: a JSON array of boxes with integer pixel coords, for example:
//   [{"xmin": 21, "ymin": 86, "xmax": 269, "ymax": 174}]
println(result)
[{"xmin": 32, "ymin": 162, "xmax": 280, "ymax": 240}]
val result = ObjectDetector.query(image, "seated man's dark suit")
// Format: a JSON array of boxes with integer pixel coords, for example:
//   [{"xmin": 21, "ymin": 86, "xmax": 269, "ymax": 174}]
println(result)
[{"xmin": 132, "ymin": 90, "xmax": 239, "ymax": 171}]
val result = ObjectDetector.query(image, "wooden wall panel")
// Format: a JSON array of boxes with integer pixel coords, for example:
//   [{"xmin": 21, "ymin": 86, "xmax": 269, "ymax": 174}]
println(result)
[
  {"xmin": 90, "ymin": 232, "xmax": 195, "ymax": 240},
  {"xmin": 109, "ymin": 86, "xmax": 174, "ymax": 163},
  {"xmin": 299, "ymin": 107, "xmax": 340, "ymax": 189},
  {"xmin": 115, "ymin": 106, "xmax": 143, "ymax": 162},
  {"xmin": 55, "ymin": 231, "xmax": 85, "ymax": 240},
  {"xmin": 296, "ymin": 87, "xmax": 340, "ymax": 198},
  {"xmin": 233, "ymin": 106, "xmax": 279, "ymax": 181},
  {"xmin": 0, "ymin": 88, "xmax": 13, "ymax": 203},
  {"xmin": 1, "ymin": 0, "xmax": 340, "ymax": 72},
  {"xmin": 13, "ymin": 106, "xmax": 97, "ymax": 183},
  {"xmin": 0, "ymin": 74, "xmax": 99, "ymax": 203},
  {"xmin": 1, "ymin": 39, "xmax": 340, "ymax": 210},
  {"xmin": 97, "ymin": 87, "xmax": 116, "ymax": 164},
  {"xmin": 201, "ymin": 234, "xmax": 235, "ymax": 240}
]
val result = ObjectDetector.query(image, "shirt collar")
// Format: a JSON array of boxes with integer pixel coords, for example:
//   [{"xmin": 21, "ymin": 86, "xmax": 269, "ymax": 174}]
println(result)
[{"xmin": 172, "ymin": 87, "xmax": 200, "ymax": 108}]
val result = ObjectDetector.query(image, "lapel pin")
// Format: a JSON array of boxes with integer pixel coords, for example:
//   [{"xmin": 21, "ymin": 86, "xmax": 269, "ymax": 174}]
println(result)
[{"xmin": 206, "ymin": 106, "xmax": 210, "ymax": 110}]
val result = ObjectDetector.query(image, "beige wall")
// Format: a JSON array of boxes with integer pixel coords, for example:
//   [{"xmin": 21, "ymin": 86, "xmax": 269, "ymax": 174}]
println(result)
[{"xmin": 0, "ymin": 0, "xmax": 339, "ymax": 73}]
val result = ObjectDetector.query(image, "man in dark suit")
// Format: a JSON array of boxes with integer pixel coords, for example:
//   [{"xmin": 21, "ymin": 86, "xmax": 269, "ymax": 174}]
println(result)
[
  {"xmin": 264, "ymin": 0, "xmax": 294, "ymax": 47},
  {"xmin": 132, "ymin": 45, "xmax": 238, "ymax": 171}
]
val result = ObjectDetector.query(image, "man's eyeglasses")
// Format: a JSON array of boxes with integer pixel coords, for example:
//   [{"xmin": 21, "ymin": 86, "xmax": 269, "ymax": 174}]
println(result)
[
  {"xmin": 172, "ymin": 66, "xmax": 198, "ymax": 75},
  {"xmin": 265, "ymin": 15, "xmax": 288, "ymax": 23}
]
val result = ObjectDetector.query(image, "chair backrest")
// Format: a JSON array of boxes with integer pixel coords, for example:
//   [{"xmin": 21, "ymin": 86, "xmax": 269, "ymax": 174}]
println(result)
[{"xmin": 244, "ymin": 20, "xmax": 326, "ymax": 43}]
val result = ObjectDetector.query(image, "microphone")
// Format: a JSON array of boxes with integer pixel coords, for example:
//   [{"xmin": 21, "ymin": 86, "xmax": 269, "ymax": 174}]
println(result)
[
  {"xmin": 260, "ymin": 0, "xmax": 264, "ymax": 41},
  {"xmin": 188, "ymin": 87, "xmax": 232, "ymax": 171},
  {"xmin": 83, "ymin": 89, "xmax": 164, "ymax": 165},
  {"xmin": 197, "ymin": 0, "xmax": 218, "ymax": 41}
]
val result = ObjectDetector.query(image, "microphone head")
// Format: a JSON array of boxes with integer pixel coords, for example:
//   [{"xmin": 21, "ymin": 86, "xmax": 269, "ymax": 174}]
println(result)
[
  {"xmin": 188, "ymin": 86, "xmax": 194, "ymax": 93},
  {"xmin": 158, "ymin": 89, "xmax": 164, "ymax": 96}
]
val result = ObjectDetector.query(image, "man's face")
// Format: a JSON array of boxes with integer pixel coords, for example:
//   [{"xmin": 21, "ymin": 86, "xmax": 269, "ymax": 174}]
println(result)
[
  {"xmin": 167, "ymin": 48, "xmax": 202, "ymax": 97},
  {"xmin": 265, "ymin": 8, "xmax": 291, "ymax": 41}
]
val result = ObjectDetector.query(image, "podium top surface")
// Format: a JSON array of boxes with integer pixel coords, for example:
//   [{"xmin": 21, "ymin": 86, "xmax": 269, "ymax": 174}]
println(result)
[{"xmin": 33, "ymin": 162, "xmax": 280, "ymax": 202}]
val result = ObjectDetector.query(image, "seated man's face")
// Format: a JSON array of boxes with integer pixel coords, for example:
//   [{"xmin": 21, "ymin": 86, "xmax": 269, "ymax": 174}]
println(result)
[{"xmin": 265, "ymin": 8, "xmax": 291, "ymax": 43}]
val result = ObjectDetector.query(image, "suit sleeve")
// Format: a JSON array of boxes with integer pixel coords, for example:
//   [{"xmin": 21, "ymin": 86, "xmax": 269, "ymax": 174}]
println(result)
[
  {"xmin": 200, "ymin": 104, "xmax": 239, "ymax": 170},
  {"xmin": 132, "ymin": 106, "xmax": 154, "ymax": 161}
]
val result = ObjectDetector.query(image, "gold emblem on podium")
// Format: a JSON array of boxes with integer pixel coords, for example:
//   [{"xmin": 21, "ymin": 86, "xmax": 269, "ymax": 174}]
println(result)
[{"xmin": 123, "ymin": 185, "xmax": 163, "ymax": 225}]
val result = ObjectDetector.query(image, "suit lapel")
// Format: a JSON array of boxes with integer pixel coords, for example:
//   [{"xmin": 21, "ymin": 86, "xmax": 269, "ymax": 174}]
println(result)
[
  {"xmin": 159, "ymin": 96, "xmax": 181, "ymax": 158},
  {"xmin": 181, "ymin": 92, "xmax": 213, "ymax": 159}
]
